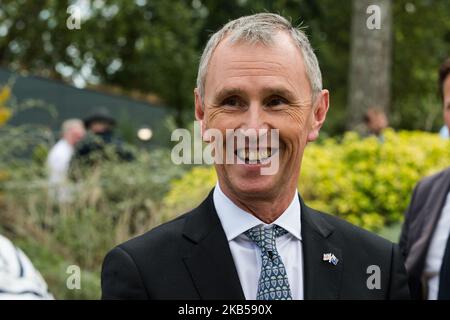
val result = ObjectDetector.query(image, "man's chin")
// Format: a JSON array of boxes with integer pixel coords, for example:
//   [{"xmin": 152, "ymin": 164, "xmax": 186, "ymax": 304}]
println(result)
[{"xmin": 226, "ymin": 174, "xmax": 280, "ymax": 198}]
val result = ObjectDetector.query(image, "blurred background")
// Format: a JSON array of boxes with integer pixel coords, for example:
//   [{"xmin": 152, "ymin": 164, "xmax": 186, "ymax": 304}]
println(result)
[{"xmin": 0, "ymin": 0, "xmax": 449, "ymax": 299}]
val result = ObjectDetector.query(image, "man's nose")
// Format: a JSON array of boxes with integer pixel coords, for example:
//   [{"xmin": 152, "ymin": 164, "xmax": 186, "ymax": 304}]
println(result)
[{"xmin": 240, "ymin": 102, "xmax": 269, "ymax": 131}]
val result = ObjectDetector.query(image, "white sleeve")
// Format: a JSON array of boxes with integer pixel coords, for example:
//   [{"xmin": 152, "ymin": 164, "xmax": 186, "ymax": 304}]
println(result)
[
  {"xmin": 46, "ymin": 146, "xmax": 70, "ymax": 185},
  {"xmin": 0, "ymin": 235, "xmax": 54, "ymax": 300}
]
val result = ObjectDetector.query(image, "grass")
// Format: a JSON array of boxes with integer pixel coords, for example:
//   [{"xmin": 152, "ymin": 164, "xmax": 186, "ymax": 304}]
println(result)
[{"xmin": 13, "ymin": 236, "xmax": 101, "ymax": 299}]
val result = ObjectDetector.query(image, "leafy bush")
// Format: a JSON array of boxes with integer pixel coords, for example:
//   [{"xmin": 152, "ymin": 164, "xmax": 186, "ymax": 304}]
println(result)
[
  {"xmin": 300, "ymin": 129, "xmax": 450, "ymax": 230},
  {"xmin": 163, "ymin": 130, "xmax": 450, "ymax": 231},
  {"xmin": 1, "ymin": 146, "xmax": 186, "ymax": 299},
  {"xmin": 163, "ymin": 166, "xmax": 217, "ymax": 218}
]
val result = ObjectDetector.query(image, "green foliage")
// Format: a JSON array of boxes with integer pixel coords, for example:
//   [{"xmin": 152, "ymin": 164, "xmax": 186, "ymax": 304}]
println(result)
[
  {"xmin": 1, "ymin": 1, "xmax": 449, "ymax": 132},
  {"xmin": 391, "ymin": 0, "xmax": 450, "ymax": 131},
  {"xmin": 0, "ymin": 0, "xmax": 202, "ymax": 126},
  {"xmin": 1, "ymin": 145, "xmax": 186, "ymax": 299},
  {"xmin": 0, "ymin": 85, "xmax": 12, "ymax": 125},
  {"xmin": 164, "ymin": 130, "xmax": 450, "ymax": 231},
  {"xmin": 300, "ymin": 130, "xmax": 450, "ymax": 230},
  {"xmin": 163, "ymin": 166, "xmax": 217, "ymax": 217}
]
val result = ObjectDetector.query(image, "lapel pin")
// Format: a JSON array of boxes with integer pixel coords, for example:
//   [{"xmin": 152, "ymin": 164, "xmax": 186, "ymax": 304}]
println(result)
[{"xmin": 323, "ymin": 253, "xmax": 339, "ymax": 266}]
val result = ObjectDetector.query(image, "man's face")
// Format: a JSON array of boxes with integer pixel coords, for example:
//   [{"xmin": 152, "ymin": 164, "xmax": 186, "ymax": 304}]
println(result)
[
  {"xmin": 443, "ymin": 74, "xmax": 450, "ymax": 130},
  {"xmin": 367, "ymin": 111, "xmax": 388, "ymax": 135},
  {"xmin": 89, "ymin": 121, "xmax": 111, "ymax": 134},
  {"xmin": 195, "ymin": 31, "xmax": 329, "ymax": 200},
  {"xmin": 67, "ymin": 125, "xmax": 85, "ymax": 145}
]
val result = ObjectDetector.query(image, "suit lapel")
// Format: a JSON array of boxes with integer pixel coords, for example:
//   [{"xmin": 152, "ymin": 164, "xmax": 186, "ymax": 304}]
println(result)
[
  {"xmin": 182, "ymin": 190, "xmax": 245, "ymax": 300},
  {"xmin": 300, "ymin": 196, "xmax": 343, "ymax": 299},
  {"xmin": 407, "ymin": 169, "xmax": 450, "ymax": 274},
  {"xmin": 181, "ymin": 191, "xmax": 344, "ymax": 300}
]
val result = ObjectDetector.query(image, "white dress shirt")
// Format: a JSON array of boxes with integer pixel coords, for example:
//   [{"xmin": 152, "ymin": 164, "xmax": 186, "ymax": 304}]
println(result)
[
  {"xmin": 47, "ymin": 139, "xmax": 74, "ymax": 184},
  {"xmin": 46, "ymin": 139, "xmax": 74, "ymax": 202},
  {"xmin": 424, "ymin": 191, "xmax": 450, "ymax": 300},
  {"xmin": 213, "ymin": 183, "xmax": 304, "ymax": 300}
]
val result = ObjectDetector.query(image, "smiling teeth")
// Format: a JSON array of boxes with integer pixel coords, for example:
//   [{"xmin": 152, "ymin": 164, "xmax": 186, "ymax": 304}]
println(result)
[{"xmin": 237, "ymin": 149, "xmax": 272, "ymax": 161}]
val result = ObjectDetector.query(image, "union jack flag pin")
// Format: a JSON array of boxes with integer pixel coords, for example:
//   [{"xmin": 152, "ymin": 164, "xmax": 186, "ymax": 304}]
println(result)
[
  {"xmin": 330, "ymin": 254, "xmax": 339, "ymax": 265},
  {"xmin": 323, "ymin": 253, "xmax": 339, "ymax": 265}
]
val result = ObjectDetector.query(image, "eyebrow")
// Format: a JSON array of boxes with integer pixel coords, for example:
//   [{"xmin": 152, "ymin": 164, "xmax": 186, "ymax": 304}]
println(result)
[
  {"xmin": 213, "ymin": 87, "xmax": 247, "ymax": 102},
  {"xmin": 262, "ymin": 87, "xmax": 297, "ymax": 101},
  {"xmin": 213, "ymin": 86, "xmax": 297, "ymax": 102}
]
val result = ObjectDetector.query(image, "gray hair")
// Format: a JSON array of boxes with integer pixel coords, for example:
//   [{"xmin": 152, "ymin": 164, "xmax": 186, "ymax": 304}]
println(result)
[
  {"xmin": 196, "ymin": 13, "xmax": 323, "ymax": 104},
  {"xmin": 61, "ymin": 119, "xmax": 84, "ymax": 135}
]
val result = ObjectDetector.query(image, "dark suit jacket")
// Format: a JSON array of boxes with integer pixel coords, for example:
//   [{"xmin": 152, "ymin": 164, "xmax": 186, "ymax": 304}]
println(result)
[
  {"xmin": 101, "ymin": 190, "xmax": 410, "ymax": 300},
  {"xmin": 399, "ymin": 167, "xmax": 450, "ymax": 299}
]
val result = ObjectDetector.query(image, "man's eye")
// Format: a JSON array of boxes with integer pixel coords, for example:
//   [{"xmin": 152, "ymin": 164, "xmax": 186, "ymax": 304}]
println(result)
[
  {"xmin": 222, "ymin": 96, "xmax": 241, "ymax": 107},
  {"xmin": 266, "ymin": 97, "xmax": 287, "ymax": 107}
]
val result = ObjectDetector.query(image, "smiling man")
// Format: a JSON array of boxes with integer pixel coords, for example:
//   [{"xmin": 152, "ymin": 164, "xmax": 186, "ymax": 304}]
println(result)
[{"xmin": 101, "ymin": 13, "xmax": 410, "ymax": 300}]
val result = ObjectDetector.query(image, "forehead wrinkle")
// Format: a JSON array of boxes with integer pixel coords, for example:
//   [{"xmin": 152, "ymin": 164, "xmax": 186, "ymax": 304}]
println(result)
[
  {"xmin": 219, "ymin": 66, "xmax": 304, "ymax": 89},
  {"xmin": 222, "ymin": 60, "xmax": 286, "ymax": 73},
  {"xmin": 211, "ymin": 72, "xmax": 309, "ymax": 100},
  {"xmin": 220, "ymin": 57, "xmax": 306, "ymax": 84},
  {"xmin": 206, "ymin": 38, "xmax": 310, "ymax": 101},
  {"xmin": 227, "ymin": 59, "xmax": 284, "ymax": 67}
]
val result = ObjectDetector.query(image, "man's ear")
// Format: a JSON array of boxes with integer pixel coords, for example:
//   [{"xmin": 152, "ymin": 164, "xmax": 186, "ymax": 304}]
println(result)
[
  {"xmin": 194, "ymin": 88, "xmax": 206, "ymax": 139},
  {"xmin": 307, "ymin": 89, "xmax": 330, "ymax": 142}
]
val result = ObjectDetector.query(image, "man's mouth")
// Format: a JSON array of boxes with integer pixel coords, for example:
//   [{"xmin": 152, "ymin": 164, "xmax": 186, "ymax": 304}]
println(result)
[{"xmin": 235, "ymin": 148, "xmax": 278, "ymax": 164}]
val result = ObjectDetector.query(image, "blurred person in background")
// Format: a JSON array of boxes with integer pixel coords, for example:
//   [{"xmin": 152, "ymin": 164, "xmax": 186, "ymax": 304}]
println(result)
[
  {"xmin": 0, "ymin": 234, "xmax": 53, "ymax": 299},
  {"xmin": 400, "ymin": 57, "xmax": 450, "ymax": 300},
  {"xmin": 72, "ymin": 107, "xmax": 134, "ymax": 168},
  {"xmin": 358, "ymin": 107, "xmax": 389, "ymax": 141},
  {"xmin": 46, "ymin": 119, "xmax": 85, "ymax": 203}
]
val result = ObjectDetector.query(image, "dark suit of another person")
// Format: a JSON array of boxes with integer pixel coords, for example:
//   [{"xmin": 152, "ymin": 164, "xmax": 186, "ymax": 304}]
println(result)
[{"xmin": 400, "ymin": 167, "xmax": 450, "ymax": 299}]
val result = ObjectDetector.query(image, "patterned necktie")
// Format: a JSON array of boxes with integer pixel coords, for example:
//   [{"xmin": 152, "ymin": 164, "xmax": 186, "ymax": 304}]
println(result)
[{"xmin": 245, "ymin": 225, "xmax": 293, "ymax": 300}]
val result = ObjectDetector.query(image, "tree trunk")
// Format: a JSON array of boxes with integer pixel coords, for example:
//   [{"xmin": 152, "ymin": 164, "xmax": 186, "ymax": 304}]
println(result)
[{"xmin": 347, "ymin": 0, "xmax": 392, "ymax": 130}]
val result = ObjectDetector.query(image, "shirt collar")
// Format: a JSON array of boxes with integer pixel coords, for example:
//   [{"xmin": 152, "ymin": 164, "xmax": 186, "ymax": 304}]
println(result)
[{"xmin": 213, "ymin": 183, "xmax": 302, "ymax": 242}]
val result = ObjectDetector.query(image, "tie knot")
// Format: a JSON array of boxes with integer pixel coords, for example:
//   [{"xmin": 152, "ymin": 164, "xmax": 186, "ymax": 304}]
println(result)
[{"xmin": 244, "ymin": 225, "xmax": 288, "ymax": 252}]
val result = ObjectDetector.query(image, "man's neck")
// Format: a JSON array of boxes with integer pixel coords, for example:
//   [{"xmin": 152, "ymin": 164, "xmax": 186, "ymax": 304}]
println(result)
[
  {"xmin": 62, "ymin": 136, "xmax": 75, "ymax": 146},
  {"xmin": 218, "ymin": 182, "xmax": 297, "ymax": 224}
]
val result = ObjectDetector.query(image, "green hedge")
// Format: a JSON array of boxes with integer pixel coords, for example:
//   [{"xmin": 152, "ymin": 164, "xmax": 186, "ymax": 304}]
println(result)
[{"xmin": 163, "ymin": 130, "xmax": 450, "ymax": 231}]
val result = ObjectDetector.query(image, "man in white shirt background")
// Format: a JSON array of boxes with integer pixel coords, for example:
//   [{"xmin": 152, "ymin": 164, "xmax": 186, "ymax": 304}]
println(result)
[{"xmin": 46, "ymin": 119, "xmax": 85, "ymax": 203}]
